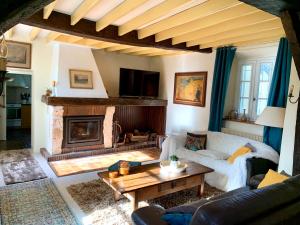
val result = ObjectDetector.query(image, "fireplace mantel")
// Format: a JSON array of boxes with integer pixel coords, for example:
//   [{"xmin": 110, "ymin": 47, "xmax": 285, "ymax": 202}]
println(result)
[{"xmin": 42, "ymin": 95, "xmax": 168, "ymax": 107}]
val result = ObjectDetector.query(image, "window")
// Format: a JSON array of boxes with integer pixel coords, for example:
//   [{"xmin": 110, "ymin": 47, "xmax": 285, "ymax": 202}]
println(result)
[{"xmin": 237, "ymin": 59, "xmax": 274, "ymax": 120}]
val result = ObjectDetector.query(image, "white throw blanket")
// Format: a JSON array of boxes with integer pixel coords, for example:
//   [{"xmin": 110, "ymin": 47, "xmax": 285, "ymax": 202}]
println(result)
[{"xmin": 161, "ymin": 132, "xmax": 279, "ymax": 191}]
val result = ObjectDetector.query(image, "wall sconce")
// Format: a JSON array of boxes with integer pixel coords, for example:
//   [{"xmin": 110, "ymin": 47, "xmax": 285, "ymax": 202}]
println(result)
[{"xmin": 288, "ymin": 85, "xmax": 299, "ymax": 104}]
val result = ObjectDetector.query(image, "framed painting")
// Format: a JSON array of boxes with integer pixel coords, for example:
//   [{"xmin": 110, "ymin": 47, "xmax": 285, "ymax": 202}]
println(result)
[
  {"xmin": 7, "ymin": 41, "xmax": 32, "ymax": 69},
  {"xmin": 173, "ymin": 72, "xmax": 207, "ymax": 107},
  {"xmin": 69, "ymin": 69, "xmax": 93, "ymax": 89}
]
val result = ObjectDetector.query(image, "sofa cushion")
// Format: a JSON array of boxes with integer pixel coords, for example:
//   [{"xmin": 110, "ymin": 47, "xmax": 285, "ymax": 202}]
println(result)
[
  {"xmin": 184, "ymin": 133, "xmax": 207, "ymax": 151},
  {"xmin": 190, "ymin": 175, "xmax": 300, "ymax": 225},
  {"xmin": 161, "ymin": 213, "xmax": 193, "ymax": 225},
  {"xmin": 258, "ymin": 169, "xmax": 289, "ymax": 189},
  {"xmin": 197, "ymin": 150, "xmax": 230, "ymax": 160}
]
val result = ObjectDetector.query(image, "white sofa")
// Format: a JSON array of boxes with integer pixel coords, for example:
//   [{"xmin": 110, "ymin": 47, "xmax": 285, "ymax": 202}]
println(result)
[{"xmin": 161, "ymin": 131, "xmax": 279, "ymax": 191}]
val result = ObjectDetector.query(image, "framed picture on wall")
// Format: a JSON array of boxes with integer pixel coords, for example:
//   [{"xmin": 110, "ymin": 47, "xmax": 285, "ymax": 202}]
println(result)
[
  {"xmin": 7, "ymin": 41, "xmax": 32, "ymax": 69},
  {"xmin": 69, "ymin": 69, "xmax": 93, "ymax": 89},
  {"xmin": 173, "ymin": 71, "xmax": 207, "ymax": 107}
]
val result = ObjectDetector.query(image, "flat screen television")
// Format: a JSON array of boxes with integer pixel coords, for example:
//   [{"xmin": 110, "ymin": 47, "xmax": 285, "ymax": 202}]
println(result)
[{"xmin": 119, "ymin": 68, "xmax": 160, "ymax": 98}]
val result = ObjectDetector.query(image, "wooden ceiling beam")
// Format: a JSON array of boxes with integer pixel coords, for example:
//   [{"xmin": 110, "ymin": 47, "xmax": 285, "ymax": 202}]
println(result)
[
  {"xmin": 29, "ymin": 27, "xmax": 41, "ymax": 40},
  {"xmin": 118, "ymin": 0, "xmax": 191, "ymax": 36},
  {"xmin": 281, "ymin": 10, "xmax": 300, "ymax": 76},
  {"xmin": 138, "ymin": 0, "xmax": 240, "ymax": 39},
  {"xmin": 43, "ymin": 0, "xmax": 57, "ymax": 19},
  {"xmin": 119, "ymin": 47, "xmax": 149, "ymax": 54},
  {"xmin": 233, "ymin": 36, "xmax": 283, "ymax": 47},
  {"xmin": 200, "ymin": 28, "xmax": 284, "ymax": 49},
  {"xmin": 23, "ymin": 10, "xmax": 212, "ymax": 53},
  {"xmin": 176, "ymin": 12, "xmax": 276, "ymax": 47},
  {"xmin": 155, "ymin": 3, "xmax": 259, "ymax": 42},
  {"xmin": 92, "ymin": 42, "xmax": 117, "ymax": 49},
  {"xmin": 74, "ymin": 38, "xmax": 99, "ymax": 46},
  {"xmin": 0, "ymin": 0, "xmax": 54, "ymax": 33},
  {"xmin": 71, "ymin": 0, "xmax": 100, "ymax": 26},
  {"xmin": 96, "ymin": 0, "xmax": 148, "ymax": 32},
  {"xmin": 186, "ymin": 19, "xmax": 282, "ymax": 47}
]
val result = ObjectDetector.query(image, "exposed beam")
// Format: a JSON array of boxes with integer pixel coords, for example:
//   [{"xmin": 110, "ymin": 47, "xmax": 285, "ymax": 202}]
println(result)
[
  {"xmin": 43, "ymin": 0, "xmax": 57, "ymax": 19},
  {"xmin": 74, "ymin": 38, "xmax": 99, "ymax": 46},
  {"xmin": 23, "ymin": 10, "xmax": 212, "ymax": 53},
  {"xmin": 5, "ymin": 27, "xmax": 14, "ymax": 39},
  {"xmin": 155, "ymin": 3, "xmax": 259, "ymax": 42},
  {"xmin": 0, "ymin": 0, "xmax": 54, "ymax": 33},
  {"xmin": 200, "ymin": 28, "xmax": 284, "ymax": 49},
  {"xmin": 138, "ymin": 0, "xmax": 240, "ymax": 39},
  {"xmin": 55, "ymin": 34, "xmax": 83, "ymax": 43},
  {"xmin": 29, "ymin": 27, "xmax": 41, "ymax": 40},
  {"xmin": 71, "ymin": 0, "xmax": 100, "ymax": 26},
  {"xmin": 118, "ymin": 0, "xmax": 191, "ymax": 36},
  {"xmin": 281, "ymin": 10, "xmax": 300, "ymax": 76},
  {"xmin": 96, "ymin": 0, "xmax": 148, "ymax": 32},
  {"xmin": 186, "ymin": 19, "xmax": 282, "ymax": 47},
  {"xmin": 239, "ymin": 0, "xmax": 300, "ymax": 17},
  {"xmin": 176, "ymin": 12, "xmax": 276, "ymax": 47}
]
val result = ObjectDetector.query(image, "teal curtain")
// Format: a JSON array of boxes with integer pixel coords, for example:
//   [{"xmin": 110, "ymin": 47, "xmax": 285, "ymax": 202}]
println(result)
[
  {"xmin": 264, "ymin": 38, "xmax": 292, "ymax": 153},
  {"xmin": 209, "ymin": 47, "xmax": 236, "ymax": 131}
]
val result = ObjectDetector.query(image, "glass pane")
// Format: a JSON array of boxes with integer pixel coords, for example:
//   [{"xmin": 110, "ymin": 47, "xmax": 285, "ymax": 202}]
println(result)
[
  {"xmin": 257, "ymin": 99, "xmax": 267, "ymax": 115},
  {"xmin": 259, "ymin": 63, "xmax": 272, "ymax": 81},
  {"xmin": 241, "ymin": 65, "xmax": 252, "ymax": 81},
  {"xmin": 240, "ymin": 82, "xmax": 250, "ymax": 97},
  {"xmin": 258, "ymin": 82, "xmax": 270, "ymax": 99},
  {"xmin": 239, "ymin": 98, "xmax": 249, "ymax": 114}
]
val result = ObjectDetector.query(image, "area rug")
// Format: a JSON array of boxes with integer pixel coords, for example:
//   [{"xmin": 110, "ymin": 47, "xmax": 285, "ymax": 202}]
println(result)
[
  {"xmin": 2, "ymin": 158, "xmax": 47, "ymax": 185},
  {"xmin": 0, "ymin": 178, "xmax": 79, "ymax": 225},
  {"xmin": 0, "ymin": 149, "xmax": 32, "ymax": 164},
  {"xmin": 67, "ymin": 179, "xmax": 223, "ymax": 225}
]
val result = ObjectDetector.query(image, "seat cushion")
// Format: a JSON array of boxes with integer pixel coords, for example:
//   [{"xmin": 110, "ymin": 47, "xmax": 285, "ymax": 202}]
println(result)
[{"xmin": 197, "ymin": 150, "xmax": 230, "ymax": 160}]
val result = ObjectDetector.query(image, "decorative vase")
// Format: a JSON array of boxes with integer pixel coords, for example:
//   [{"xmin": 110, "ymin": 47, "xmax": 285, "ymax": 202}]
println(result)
[{"xmin": 170, "ymin": 160, "xmax": 178, "ymax": 169}]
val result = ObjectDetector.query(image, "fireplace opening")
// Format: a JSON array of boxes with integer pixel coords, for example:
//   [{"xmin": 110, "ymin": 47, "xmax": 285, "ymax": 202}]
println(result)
[{"xmin": 63, "ymin": 116, "xmax": 104, "ymax": 148}]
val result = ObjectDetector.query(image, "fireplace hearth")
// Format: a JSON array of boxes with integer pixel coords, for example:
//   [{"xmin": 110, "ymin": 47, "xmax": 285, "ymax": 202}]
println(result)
[{"xmin": 63, "ymin": 116, "xmax": 104, "ymax": 148}]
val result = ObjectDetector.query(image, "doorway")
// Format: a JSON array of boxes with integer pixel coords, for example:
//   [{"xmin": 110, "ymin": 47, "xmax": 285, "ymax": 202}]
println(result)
[{"xmin": 0, "ymin": 73, "xmax": 32, "ymax": 150}]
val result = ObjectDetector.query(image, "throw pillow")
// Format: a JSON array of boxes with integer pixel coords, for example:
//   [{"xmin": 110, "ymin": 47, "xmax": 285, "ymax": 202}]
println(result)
[
  {"xmin": 185, "ymin": 132, "xmax": 207, "ymax": 151},
  {"xmin": 227, "ymin": 146, "xmax": 252, "ymax": 164},
  {"xmin": 161, "ymin": 213, "xmax": 193, "ymax": 225},
  {"xmin": 258, "ymin": 169, "xmax": 289, "ymax": 189}
]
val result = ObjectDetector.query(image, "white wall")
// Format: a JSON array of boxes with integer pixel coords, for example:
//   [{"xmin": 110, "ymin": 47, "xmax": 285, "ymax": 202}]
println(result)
[
  {"xmin": 54, "ymin": 44, "xmax": 108, "ymax": 98},
  {"xmin": 150, "ymin": 52, "xmax": 216, "ymax": 134},
  {"xmin": 279, "ymin": 60, "xmax": 299, "ymax": 174},
  {"xmin": 92, "ymin": 50, "xmax": 152, "ymax": 97}
]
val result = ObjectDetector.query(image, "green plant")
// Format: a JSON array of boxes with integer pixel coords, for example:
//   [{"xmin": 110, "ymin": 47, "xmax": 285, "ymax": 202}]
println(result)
[{"xmin": 170, "ymin": 155, "xmax": 178, "ymax": 161}]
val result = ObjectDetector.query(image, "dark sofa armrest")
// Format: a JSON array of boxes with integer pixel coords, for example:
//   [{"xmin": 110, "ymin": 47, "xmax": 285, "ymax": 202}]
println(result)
[
  {"xmin": 132, "ymin": 205, "xmax": 167, "ymax": 225},
  {"xmin": 246, "ymin": 157, "xmax": 278, "ymax": 187}
]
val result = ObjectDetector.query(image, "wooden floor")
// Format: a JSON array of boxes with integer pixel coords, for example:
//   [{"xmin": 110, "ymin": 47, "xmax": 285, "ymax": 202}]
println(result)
[{"xmin": 49, "ymin": 148, "xmax": 160, "ymax": 177}]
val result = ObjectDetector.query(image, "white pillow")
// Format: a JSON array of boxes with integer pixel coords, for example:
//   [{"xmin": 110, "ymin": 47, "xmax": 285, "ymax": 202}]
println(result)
[{"xmin": 196, "ymin": 150, "xmax": 230, "ymax": 160}]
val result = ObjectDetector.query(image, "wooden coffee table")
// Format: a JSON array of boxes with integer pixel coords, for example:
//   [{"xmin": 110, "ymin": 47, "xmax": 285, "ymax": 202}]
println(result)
[{"xmin": 98, "ymin": 161, "xmax": 214, "ymax": 210}]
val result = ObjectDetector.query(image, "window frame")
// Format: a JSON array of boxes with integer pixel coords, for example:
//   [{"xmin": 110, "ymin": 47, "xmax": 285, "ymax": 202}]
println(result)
[{"xmin": 236, "ymin": 57, "xmax": 275, "ymax": 121}]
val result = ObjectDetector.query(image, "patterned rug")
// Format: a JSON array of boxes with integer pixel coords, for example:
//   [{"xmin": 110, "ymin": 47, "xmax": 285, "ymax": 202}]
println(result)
[
  {"xmin": 0, "ymin": 149, "xmax": 31, "ymax": 164},
  {"xmin": 2, "ymin": 158, "xmax": 47, "ymax": 185},
  {"xmin": 0, "ymin": 178, "xmax": 78, "ymax": 225},
  {"xmin": 67, "ymin": 179, "xmax": 223, "ymax": 225}
]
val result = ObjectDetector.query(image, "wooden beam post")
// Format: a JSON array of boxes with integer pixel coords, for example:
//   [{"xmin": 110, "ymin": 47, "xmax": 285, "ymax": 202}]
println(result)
[
  {"xmin": 281, "ymin": 10, "xmax": 300, "ymax": 77},
  {"xmin": 0, "ymin": 0, "xmax": 54, "ymax": 33},
  {"xmin": 22, "ymin": 10, "xmax": 212, "ymax": 53}
]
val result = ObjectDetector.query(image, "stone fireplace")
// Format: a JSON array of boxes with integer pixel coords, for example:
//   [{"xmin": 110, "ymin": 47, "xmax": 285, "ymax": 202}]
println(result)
[
  {"xmin": 43, "ymin": 96, "xmax": 167, "ymax": 157},
  {"xmin": 62, "ymin": 116, "xmax": 104, "ymax": 148}
]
